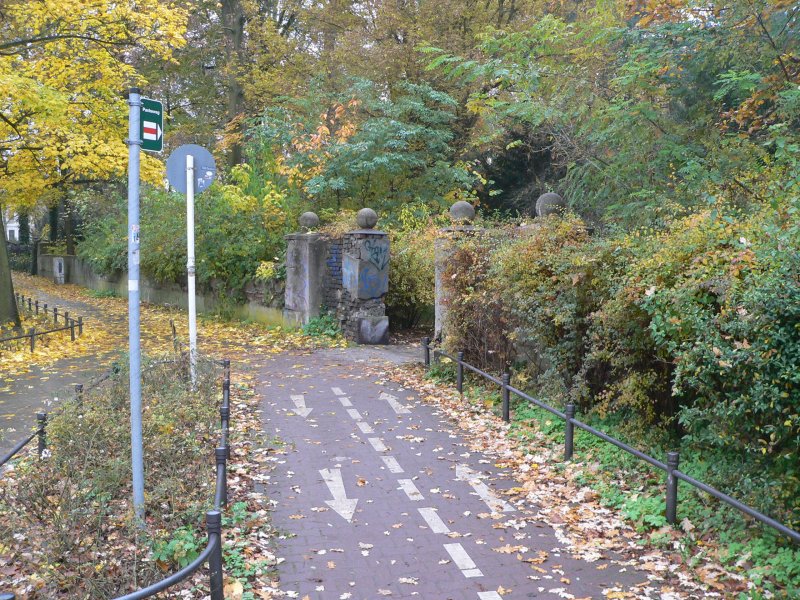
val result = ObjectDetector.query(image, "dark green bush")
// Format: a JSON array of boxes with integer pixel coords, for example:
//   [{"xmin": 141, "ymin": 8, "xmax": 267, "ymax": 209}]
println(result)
[{"xmin": 440, "ymin": 198, "xmax": 800, "ymax": 526}]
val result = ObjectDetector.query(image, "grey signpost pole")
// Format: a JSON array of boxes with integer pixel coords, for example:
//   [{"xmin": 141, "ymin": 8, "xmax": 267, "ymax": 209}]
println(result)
[{"xmin": 127, "ymin": 89, "xmax": 145, "ymax": 522}]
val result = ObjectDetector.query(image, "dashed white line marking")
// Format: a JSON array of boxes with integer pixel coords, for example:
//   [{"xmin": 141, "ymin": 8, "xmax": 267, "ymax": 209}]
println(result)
[
  {"xmin": 368, "ymin": 437, "xmax": 388, "ymax": 452},
  {"xmin": 444, "ymin": 543, "xmax": 482, "ymax": 578},
  {"xmin": 332, "ymin": 387, "xmax": 345, "ymax": 396},
  {"xmin": 356, "ymin": 421, "xmax": 374, "ymax": 434},
  {"xmin": 381, "ymin": 455, "xmax": 404, "ymax": 473},
  {"xmin": 418, "ymin": 507, "xmax": 450, "ymax": 534},
  {"xmin": 398, "ymin": 479, "xmax": 424, "ymax": 501},
  {"xmin": 290, "ymin": 394, "xmax": 312, "ymax": 418},
  {"xmin": 338, "ymin": 397, "xmax": 352, "ymax": 407},
  {"xmin": 455, "ymin": 464, "xmax": 514, "ymax": 513},
  {"xmin": 478, "ymin": 593, "xmax": 503, "ymax": 600},
  {"xmin": 380, "ymin": 391, "xmax": 410, "ymax": 414},
  {"xmin": 347, "ymin": 408, "xmax": 363, "ymax": 421}
]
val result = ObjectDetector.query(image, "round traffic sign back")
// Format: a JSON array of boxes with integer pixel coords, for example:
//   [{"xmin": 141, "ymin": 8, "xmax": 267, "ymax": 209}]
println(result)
[{"xmin": 166, "ymin": 144, "xmax": 217, "ymax": 194}]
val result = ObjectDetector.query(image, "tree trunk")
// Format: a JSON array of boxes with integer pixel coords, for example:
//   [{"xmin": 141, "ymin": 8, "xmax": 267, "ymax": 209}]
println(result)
[
  {"xmin": 0, "ymin": 210, "xmax": 21, "ymax": 327},
  {"xmin": 49, "ymin": 204, "xmax": 59, "ymax": 242},
  {"xmin": 222, "ymin": 0, "xmax": 246, "ymax": 168},
  {"xmin": 18, "ymin": 213, "xmax": 29, "ymax": 245},
  {"xmin": 64, "ymin": 198, "xmax": 75, "ymax": 255}
]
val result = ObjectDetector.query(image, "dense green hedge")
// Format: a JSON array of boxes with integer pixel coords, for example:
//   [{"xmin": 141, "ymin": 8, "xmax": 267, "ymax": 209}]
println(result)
[
  {"xmin": 78, "ymin": 166, "xmax": 295, "ymax": 295},
  {"xmin": 442, "ymin": 199, "xmax": 800, "ymax": 526}
]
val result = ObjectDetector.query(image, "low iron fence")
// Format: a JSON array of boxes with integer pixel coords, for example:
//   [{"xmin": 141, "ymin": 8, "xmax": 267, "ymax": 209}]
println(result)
[
  {"xmin": 0, "ymin": 292, "xmax": 84, "ymax": 351},
  {"xmin": 422, "ymin": 338, "xmax": 800, "ymax": 545},
  {"xmin": 0, "ymin": 355, "xmax": 234, "ymax": 600}
]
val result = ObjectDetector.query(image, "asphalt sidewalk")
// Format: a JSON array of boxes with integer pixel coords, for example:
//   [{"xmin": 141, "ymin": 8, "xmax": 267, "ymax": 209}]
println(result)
[{"xmin": 256, "ymin": 347, "xmax": 646, "ymax": 600}]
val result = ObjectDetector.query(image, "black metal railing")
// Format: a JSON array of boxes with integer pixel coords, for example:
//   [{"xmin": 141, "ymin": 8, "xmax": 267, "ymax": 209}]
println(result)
[
  {"xmin": 422, "ymin": 338, "xmax": 800, "ymax": 545},
  {"xmin": 1, "ymin": 356, "xmax": 233, "ymax": 600},
  {"xmin": 0, "ymin": 292, "xmax": 84, "ymax": 350}
]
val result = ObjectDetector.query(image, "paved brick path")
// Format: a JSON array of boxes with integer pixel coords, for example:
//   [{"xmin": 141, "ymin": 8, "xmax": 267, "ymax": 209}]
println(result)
[{"xmin": 256, "ymin": 348, "xmax": 645, "ymax": 600}]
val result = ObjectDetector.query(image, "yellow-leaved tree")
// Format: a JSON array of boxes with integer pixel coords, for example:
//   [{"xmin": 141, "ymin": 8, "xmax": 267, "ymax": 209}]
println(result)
[{"xmin": 0, "ymin": 0, "xmax": 187, "ymax": 324}]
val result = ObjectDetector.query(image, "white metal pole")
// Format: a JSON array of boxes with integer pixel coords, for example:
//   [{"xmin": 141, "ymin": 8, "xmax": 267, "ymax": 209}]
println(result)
[
  {"xmin": 186, "ymin": 154, "xmax": 197, "ymax": 385},
  {"xmin": 127, "ymin": 88, "xmax": 145, "ymax": 523}
]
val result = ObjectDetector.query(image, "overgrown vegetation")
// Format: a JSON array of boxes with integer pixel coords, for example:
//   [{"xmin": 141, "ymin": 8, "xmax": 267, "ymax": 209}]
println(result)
[
  {"xmin": 78, "ymin": 167, "xmax": 294, "ymax": 296},
  {"xmin": 0, "ymin": 357, "xmax": 248, "ymax": 597},
  {"xmin": 424, "ymin": 361, "xmax": 800, "ymax": 595},
  {"xmin": 443, "ymin": 205, "xmax": 800, "ymax": 524}
]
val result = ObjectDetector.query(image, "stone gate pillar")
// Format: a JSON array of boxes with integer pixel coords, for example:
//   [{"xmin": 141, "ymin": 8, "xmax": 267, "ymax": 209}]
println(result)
[
  {"xmin": 435, "ymin": 201, "xmax": 479, "ymax": 343},
  {"xmin": 284, "ymin": 212, "xmax": 327, "ymax": 325},
  {"xmin": 339, "ymin": 208, "xmax": 390, "ymax": 344}
]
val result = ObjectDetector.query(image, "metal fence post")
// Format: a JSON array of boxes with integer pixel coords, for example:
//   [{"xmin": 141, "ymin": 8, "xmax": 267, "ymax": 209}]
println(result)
[
  {"xmin": 564, "ymin": 403, "xmax": 576, "ymax": 461},
  {"xmin": 29, "ymin": 327, "xmax": 36, "ymax": 352},
  {"xmin": 64, "ymin": 311, "xmax": 69, "ymax": 327},
  {"xmin": 69, "ymin": 319, "xmax": 76, "ymax": 341},
  {"xmin": 35, "ymin": 300, "xmax": 39, "ymax": 315},
  {"xmin": 43, "ymin": 303, "xmax": 47, "ymax": 317},
  {"xmin": 216, "ymin": 447, "xmax": 228, "ymax": 508},
  {"xmin": 220, "ymin": 405, "xmax": 231, "ymax": 459},
  {"xmin": 37, "ymin": 412, "xmax": 47, "ymax": 456},
  {"xmin": 206, "ymin": 510, "xmax": 224, "ymax": 600},
  {"xmin": 502, "ymin": 372, "xmax": 511, "ymax": 423},
  {"xmin": 78, "ymin": 317, "xmax": 83, "ymax": 336},
  {"xmin": 27, "ymin": 297, "xmax": 32, "ymax": 311},
  {"xmin": 222, "ymin": 359, "xmax": 230, "ymax": 406},
  {"xmin": 456, "ymin": 351, "xmax": 464, "ymax": 395},
  {"xmin": 53, "ymin": 307, "xmax": 58, "ymax": 324},
  {"xmin": 422, "ymin": 337, "xmax": 430, "ymax": 367},
  {"xmin": 666, "ymin": 451, "xmax": 680, "ymax": 524}
]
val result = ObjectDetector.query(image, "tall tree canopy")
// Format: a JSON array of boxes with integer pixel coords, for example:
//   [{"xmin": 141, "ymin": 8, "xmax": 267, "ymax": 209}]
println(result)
[{"xmin": 0, "ymin": 0, "xmax": 187, "ymax": 323}]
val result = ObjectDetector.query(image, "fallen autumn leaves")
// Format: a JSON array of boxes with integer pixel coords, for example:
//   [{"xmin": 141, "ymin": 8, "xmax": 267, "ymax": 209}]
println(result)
[{"xmin": 376, "ymin": 362, "xmax": 766, "ymax": 599}]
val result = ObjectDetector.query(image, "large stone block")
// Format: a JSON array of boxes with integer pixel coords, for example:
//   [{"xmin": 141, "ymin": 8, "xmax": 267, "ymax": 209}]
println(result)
[
  {"xmin": 357, "ymin": 316, "xmax": 389, "ymax": 344},
  {"xmin": 343, "ymin": 253, "xmax": 389, "ymax": 300},
  {"xmin": 283, "ymin": 233, "xmax": 327, "ymax": 325}
]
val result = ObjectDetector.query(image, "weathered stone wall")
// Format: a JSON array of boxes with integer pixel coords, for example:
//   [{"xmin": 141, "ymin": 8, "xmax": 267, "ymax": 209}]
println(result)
[
  {"xmin": 283, "ymin": 233, "xmax": 328, "ymax": 326},
  {"xmin": 282, "ymin": 209, "xmax": 391, "ymax": 343},
  {"xmin": 434, "ymin": 227, "xmax": 482, "ymax": 343},
  {"xmin": 337, "ymin": 230, "xmax": 389, "ymax": 344},
  {"xmin": 37, "ymin": 254, "xmax": 286, "ymax": 326},
  {"xmin": 322, "ymin": 236, "xmax": 343, "ymax": 312}
]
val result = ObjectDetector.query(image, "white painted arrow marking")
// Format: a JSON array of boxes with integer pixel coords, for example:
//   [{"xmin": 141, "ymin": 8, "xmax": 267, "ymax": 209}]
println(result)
[
  {"xmin": 319, "ymin": 468, "xmax": 358, "ymax": 522},
  {"xmin": 380, "ymin": 391, "xmax": 410, "ymax": 414},
  {"xmin": 444, "ymin": 543, "xmax": 482, "ymax": 578},
  {"xmin": 455, "ymin": 464, "xmax": 514, "ymax": 513},
  {"xmin": 419, "ymin": 507, "xmax": 450, "ymax": 533},
  {"xmin": 290, "ymin": 394, "xmax": 312, "ymax": 418},
  {"xmin": 368, "ymin": 437, "xmax": 388, "ymax": 452},
  {"xmin": 398, "ymin": 479, "xmax": 424, "ymax": 501}
]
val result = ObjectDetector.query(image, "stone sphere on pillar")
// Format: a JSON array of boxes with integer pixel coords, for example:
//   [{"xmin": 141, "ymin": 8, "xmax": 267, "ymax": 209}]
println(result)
[
  {"xmin": 299, "ymin": 211, "xmax": 320, "ymax": 231},
  {"xmin": 357, "ymin": 208, "xmax": 379, "ymax": 229},
  {"xmin": 535, "ymin": 192, "xmax": 566, "ymax": 218},
  {"xmin": 449, "ymin": 201, "xmax": 475, "ymax": 223}
]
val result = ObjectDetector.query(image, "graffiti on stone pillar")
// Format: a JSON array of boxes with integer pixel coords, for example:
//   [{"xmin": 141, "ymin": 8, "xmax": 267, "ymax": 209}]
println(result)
[
  {"xmin": 358, "ymin": 262, "xmax": 389, "ymax": 299},
  {"xmin": 361, "ymin": 237, "xmax": 389, "ymax": 271}
]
